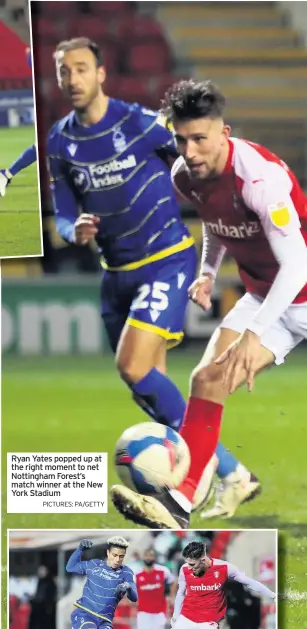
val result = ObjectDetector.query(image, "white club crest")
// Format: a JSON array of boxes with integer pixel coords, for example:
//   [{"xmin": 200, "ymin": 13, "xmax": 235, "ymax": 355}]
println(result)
[
  {"xmin": 113, "ymin": 128, "xmax": 127, "ymax": 152},
  {"xmin": 67, "ymin": 143, "xmax": 78, "ymax": 156}
]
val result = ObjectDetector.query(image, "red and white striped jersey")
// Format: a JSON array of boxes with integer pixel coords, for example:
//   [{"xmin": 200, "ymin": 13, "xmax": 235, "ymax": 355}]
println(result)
[
  {"xmin": 135, "ymin": 563, "xmax": 175, "ymax": 613},
  {"xmin": 172, "ymin": 138, "xmax": 307, "ymax": 303},
  {"xmin": 174, "ymin": 557, "xmax": 275, "ymax": 624}
]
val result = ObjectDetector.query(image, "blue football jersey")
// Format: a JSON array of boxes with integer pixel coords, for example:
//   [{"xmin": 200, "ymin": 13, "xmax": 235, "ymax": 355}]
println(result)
[
  {"xmin": 48, "ymin": 98, "xmax": 192, "ymax": 268},
  {"xmin": 66, "ymin": 549, "xmax": 137, "ymax": 622}
]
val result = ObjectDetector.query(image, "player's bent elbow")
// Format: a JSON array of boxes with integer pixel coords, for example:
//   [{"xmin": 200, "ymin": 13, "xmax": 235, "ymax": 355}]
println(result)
[{"xmin": 65, "ymin": 560, "xmax": 77, "ymax": 573}]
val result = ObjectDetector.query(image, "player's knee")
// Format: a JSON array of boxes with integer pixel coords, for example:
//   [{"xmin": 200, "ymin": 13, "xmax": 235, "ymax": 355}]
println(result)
[
  {"xmin": 190, "ymin": 363, "xmax": 224, "ymax": 397},
  {"xmin": 115, "ymin": 355, "xmax": 144, "ymax": 384}
]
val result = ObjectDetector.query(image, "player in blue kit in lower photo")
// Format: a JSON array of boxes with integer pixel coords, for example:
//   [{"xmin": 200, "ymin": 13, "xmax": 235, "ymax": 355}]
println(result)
[
  {"xmin": 0, "ymin": 47, "xmax": 37, "ymax": 197},
  {"xmin": 48, "ymin": 36, "xmax": 260, "ymax": 517},
  {"xmin": 67, "ymin": 536, "xmax": 137, "ymax": 629}
]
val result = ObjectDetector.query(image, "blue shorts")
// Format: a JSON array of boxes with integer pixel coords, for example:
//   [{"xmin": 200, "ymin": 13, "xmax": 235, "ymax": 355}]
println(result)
[
  {"xmin": 71, "ymin": 608, "xmax": 112, "ymax": 629},
  {"xmin": 100, "ymin": 244, "xmax": 197, "ymax": 352}
]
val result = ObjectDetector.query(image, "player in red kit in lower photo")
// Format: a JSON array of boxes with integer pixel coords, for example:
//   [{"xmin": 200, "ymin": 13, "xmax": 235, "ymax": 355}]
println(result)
[
  {"xmin": 112, "ymin": 78, "xmax": 307, "ymax": 529},
  {"xmin": 135, "ymin": 547, "xmax": 176, "ymax": 629},
  {"xmin": 171, "ymin": 541, "xmax": 275, "ymax": 628}
]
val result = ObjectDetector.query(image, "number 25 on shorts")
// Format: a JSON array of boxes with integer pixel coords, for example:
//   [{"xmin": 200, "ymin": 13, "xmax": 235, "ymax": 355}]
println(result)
[{"xmin": 131, "ymin": 282, "xmax": 170, "ymax": 312}]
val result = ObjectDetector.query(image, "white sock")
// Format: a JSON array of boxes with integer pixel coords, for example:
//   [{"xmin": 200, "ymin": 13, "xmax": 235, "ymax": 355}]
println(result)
[
  {"xmin": 169, "ymin": 489, "xmax": 192, "ymax": 514},
  {"xmin": 225, "ymin": 463, "xmax": 250, "ymax": 484},
  {"xmin": 236, "ymin": 463, "xmax": 250, "ymax": 480}
]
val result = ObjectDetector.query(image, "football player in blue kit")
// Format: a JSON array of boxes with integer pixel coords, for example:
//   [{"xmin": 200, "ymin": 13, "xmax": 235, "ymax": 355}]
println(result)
[
  {"xmin": 67, "ymin": 536, "xmax": 137, "ymax": 629},
  {"xmin": 0, "ymin": 47, "xmax": 37, "ymax": 197},
  {"xmin": 48, "ymin": 37, "xmax": 260, "ymax": 519}
]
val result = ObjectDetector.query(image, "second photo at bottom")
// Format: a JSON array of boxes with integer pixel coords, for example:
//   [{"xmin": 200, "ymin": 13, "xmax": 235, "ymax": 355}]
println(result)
[{"xmin": 8, "ymin": 528, "xmax": 277, "ymax": 629}]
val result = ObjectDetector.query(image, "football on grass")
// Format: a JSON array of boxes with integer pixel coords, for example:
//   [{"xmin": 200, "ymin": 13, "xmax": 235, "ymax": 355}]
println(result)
[{"xmin": 115, "ymin": 422, "xmax": 190, "ymax": 495}]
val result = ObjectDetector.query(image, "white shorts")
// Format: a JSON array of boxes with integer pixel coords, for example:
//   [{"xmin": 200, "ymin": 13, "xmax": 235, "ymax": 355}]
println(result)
[
  {"xmin": 173, "ymin": 616, "xmax": 218, "ymax": 629},
  {"xmin": 220, "ymin": 292, "xmax": 307, "ymax": 365},
  {"xmin": 137, "ymin": 611, "xmax": 166, "ymax": 629}
]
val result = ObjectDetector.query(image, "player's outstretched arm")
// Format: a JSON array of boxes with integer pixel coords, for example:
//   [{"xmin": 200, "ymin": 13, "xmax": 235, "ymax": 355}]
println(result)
[
  {"xmin": 171, "ymin": 567, "xmax": 186, "ymax": 626},
  {"xmin": 66, "ymin": 539, "xmax": 93, "ymax": 574},
  {"xmin": 228, "ymin": 563, "xmax": 276, "ymax": 601}
]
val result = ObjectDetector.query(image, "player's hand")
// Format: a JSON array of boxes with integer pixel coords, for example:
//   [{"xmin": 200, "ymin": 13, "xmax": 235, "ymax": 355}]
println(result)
[
  {"xmin": 79, "ymin": 539, "xmax": 93, "ymax": 550},
  {"xmin": 115, "ymin": 581, "xmax": 131, "ymax": 597},
  {"xmin": 188, "ymin": 274, "xmax": 214, "ymax": 311},
  {"xmin": 73, "ymin": 214, "xmax": 100, "ymax": 245},
  {"xmin": 215, "ymin": 329, "xmax": 261, "ymax": 393}
]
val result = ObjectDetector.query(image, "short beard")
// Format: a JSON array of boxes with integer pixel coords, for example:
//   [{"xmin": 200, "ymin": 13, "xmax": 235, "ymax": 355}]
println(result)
[
  {"xmin": 191, "ymin": 150, "xmax": 222, "ymax": 181},
  {"xmin": 194, "ymin": 565, "xmax": 206, "ymax": 577}
]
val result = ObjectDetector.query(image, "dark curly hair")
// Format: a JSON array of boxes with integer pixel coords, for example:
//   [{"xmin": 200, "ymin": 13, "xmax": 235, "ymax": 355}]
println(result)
[
  {"xmin": 182, "ymin": 541, "xmax": 207, "ymax": 560},
  {"xmin": 161, "ymin": 79, "xmax": 226, "ymax": 124}
]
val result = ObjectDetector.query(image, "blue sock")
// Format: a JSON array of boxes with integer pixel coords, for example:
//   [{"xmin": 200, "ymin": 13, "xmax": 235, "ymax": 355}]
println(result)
[
  {"xmin": 132, "ymin": 368, "xmax": 186, "ymax": 431},
  {"xmin": 9, "ymin": 144, "xmax": 36, "ymax": 176},
  {"xmin": 216, "ymin": 442, "xmax": 238, "ymax": 478}
]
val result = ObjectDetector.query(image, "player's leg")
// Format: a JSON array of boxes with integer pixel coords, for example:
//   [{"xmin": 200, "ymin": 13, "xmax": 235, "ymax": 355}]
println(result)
[
  {"xmin": 137, "ymin": 611, "xmax": 155, "ymax": 629},
  {"xmin": 116, "ymin": 323, "xmax": 186, "ymax": 431},
  {"xmin": 114, "ymin": 246, "xmax": 198, "ymax": 431},
  {"xmin": 101, "ymin": 267, "xmax": 186, "ymax": 430},
  {"xmin": 133, "ymin": 323, "xmax": 254, "ymax": 513},
  {"xmin": 112, "ymin": 292, "xmax": 295, "ymax": 528},
  {"xmin": 156, "ymin": 612, "xmax": 167, "ymax": 628},
  {"xmin": 168, "ymin": 325, "xmax": 273, "ymax": 527},
  {"xmin": 71, "ymin": 609, "xmax": 96, "ymax": 629},
  {"xmin": 192, "ymin": 327, "xmax": 261, "ymax": 518},
  {"xmin": 103, "ymin": 254, "xmax": 246, "ymax": 498},
  {"xmin": 0, "ymin": 144, "xmax": 36, "ymax": 196},
  {"xmin": 164, "ymin": 291, "xmax": 300, "ymax": 526}
]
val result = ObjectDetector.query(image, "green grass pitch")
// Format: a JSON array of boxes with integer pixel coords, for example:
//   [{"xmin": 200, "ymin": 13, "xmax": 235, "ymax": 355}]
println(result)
[
  {"xmin": 2, "ymin": 348, "xmax": 307, "ymax": 627},
  {"xmin": 0, "ymin": 127, "xmax": 42, "ymax": 258}
]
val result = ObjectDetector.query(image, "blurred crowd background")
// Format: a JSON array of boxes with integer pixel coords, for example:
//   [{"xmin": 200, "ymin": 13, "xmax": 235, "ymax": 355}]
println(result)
[
  {"xmin": 2, "ymin": 0, "xmax": 307, "ymax": 354},
  {"xmin": 27, "ymin": 1, "xmax": 307, "ymax": 276},
  {"xmin": 8, "ymin": 529, "xmax": 277, "ymax": 629}
]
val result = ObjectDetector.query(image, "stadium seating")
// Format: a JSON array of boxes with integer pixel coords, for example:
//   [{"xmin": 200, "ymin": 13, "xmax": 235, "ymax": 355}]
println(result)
[
  {"xmin": 126, "ymin": 42, "xmax": 172, "ymax": 74},
  {"xmin": 0, "ymin": 21, "xmax": 31, "ymax": 81},
  {"xmin": 31, "ymin": 16, "xmax": 59, "ymax": 42},
  {"xmin": 105, "ymin": 75, "xmax": 152, "ymax": 106},
  {"xmin": 65, "ymin": 16, "xmax": 112, "ymax": 40},
  {"xmin": 89, "ymin": 1, "xmax": 135, "ymax": 17},
  {"xmin": 34, "ymin": 2, "xmax": 176, "ymax": 130},
  {"xmin": 34, "ymin": 1, "xmax": 78, "ymax": 16},
  {"xmin": 155, "ymin": 0, "xmax": 307, "ymax": 185},
  {"xmin": 115, "ymin": 14, "xmax": 166, "ymax": 41}
]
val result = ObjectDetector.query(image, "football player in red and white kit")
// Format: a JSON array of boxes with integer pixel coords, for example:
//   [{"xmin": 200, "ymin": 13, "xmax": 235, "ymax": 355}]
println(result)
[
  {"xmin": 171, "ymin": 541, "xmax": 275, "ymax": 628},
  {"xmin": 135, "ymin": 547, "xmax": 176, "ymax": 629},
  {"xmin": 112, "ymin": 79, "xmax": 307, "ymax": 529}
]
